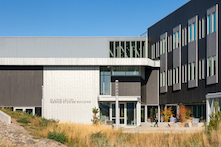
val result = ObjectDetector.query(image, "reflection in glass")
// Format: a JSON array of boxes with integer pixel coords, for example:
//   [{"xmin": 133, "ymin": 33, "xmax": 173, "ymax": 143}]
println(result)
[
  {"xmin": 126, "ymin": 42, "xmax": 130, "ymax": 58},
  {"xmin": 132, "ymin": 41, "xmax": 135, "ymax": 58},
  {"xmin": 127, "ymin": 103, "xmax": 136, "ymax": 125},
  {"xmin": 115, "ymin": 42, "xmax": 119, "ymax": 58},
  {"xmin": 121, "ymin": 42, "xmax": 125, "ymax": 58},
  {"xmin": 109, "ymin": 42, "xmax": 114, "ymax": 58},
  {"xmin": 99, "ymin": 102, "xmax": 110, "ymax": 122},
  {"xmin": 112, "ymin": 104, "xmax": 115, "ymax": 117},
  {"xmin": 142, "ymin": 41, "xmax": 146, "ymax": 58},
  {"xmin": 100, "ymin": 67, "xmax": 111, "ymax": 95},
  {"xmin": 137, "ymin": 41, "xmax": 140, "ymax": 58}
]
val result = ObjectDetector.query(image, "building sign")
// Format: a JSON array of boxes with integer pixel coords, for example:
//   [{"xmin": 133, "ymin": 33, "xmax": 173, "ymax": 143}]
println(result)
[{"xmin": 50, "ymin": 99, "xmax": 91, "ymax": 104}]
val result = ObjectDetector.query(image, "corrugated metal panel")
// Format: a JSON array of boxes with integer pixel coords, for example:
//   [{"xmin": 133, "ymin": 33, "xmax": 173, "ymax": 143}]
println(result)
[
  {"xmin": 43, "ymin": 66, "xmax": 99, "ymax": 124},
  {"xmin": 0, "ymin": 37, "xmax": 145, "ymax": 58}
]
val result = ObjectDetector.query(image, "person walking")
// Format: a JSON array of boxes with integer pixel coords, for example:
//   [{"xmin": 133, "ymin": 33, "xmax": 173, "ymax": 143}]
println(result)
[{"xmin": 154, "ymin": 113, "xmax": 158, "ymax": 127}]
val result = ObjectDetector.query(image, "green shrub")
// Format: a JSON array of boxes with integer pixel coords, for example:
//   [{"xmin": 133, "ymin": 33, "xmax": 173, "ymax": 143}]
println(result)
[
  {"xmin": 39, "ymin": 118, "xmax": 57, "ymax": 127},
  {"xmin": 48, "ymin": 129, "xmax": 67, "ymax": 144},
  {"xmin": 90, "ymin": 131, "xmax": 110, "ymax": 147},
  {"xmin": 207, "ymin": 111, "xmax": 221, "ymax": 131},
  {"xmin": 16, "ymin": 117, "xmax": 30, "ymax": 124}
]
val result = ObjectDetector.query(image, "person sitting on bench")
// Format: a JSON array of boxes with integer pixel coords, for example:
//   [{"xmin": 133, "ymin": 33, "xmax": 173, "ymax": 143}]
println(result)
[{"xmin": 168, "ymin": 114, "xmax": 175, "ymax": 127}]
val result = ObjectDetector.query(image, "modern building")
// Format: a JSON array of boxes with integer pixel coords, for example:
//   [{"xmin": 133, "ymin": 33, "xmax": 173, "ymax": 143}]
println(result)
[
  {"xmin": 149, "ymin": 0, "xmax": 220, "ymax": 124},
  {"xmin": 0, "ymin": 0, "xmax": 220, "ymax": 126}
]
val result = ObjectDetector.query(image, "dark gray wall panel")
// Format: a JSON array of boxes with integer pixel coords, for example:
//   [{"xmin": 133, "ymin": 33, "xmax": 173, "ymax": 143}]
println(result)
[
  {"xmin": 0, "ymin": 66, "xmax": 43, "ymax": 107},
  {"xmin": 207, "ymin": 32, "xmax": 217, "ymax": 57},
  {"xmin": 141, "ymin": 68, "xmax": 159, "ymax": 105},
  {"xmin": 149, "ymin": 0, "xmax": 220, "ymax": 105},
  {"xmin": 111, "ymin": 76, "xmax": 141, "ymax": 96}
]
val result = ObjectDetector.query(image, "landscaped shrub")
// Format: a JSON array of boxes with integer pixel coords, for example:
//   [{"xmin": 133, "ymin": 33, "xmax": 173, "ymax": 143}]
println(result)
[
  {"xmin": 91, "ymin": 107, "xmax": 99, "ymax": 125},
  {"xmin": 90, "ymin": 131, "xmax": 110, "ymax": 147},
  {"xmin": 40, "ymin": 118, "xmax": 57, "ymax": 127},
  {"xmin": 161, "ymin": 107, "xmax": 173, "ymax": 122},
  {"xmin": 48, "ymin": 129, "xmax": 67, "ymax": 144},
  {"xmin": 16, "ymin": 117, "xmax": 30, "ymax": 124},
  {"xmin": 178, "ymin": 104, "xmax": 192, "ymax": 123},
  {"xmin": 207, "ymin": 102, "xmax": 221, "ymax": 131}
]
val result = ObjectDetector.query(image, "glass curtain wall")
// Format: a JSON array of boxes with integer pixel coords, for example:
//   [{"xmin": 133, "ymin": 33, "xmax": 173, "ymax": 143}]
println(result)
[{"xmin": 100, "ymin": 67, "xmax": 111, "ymax": 95}]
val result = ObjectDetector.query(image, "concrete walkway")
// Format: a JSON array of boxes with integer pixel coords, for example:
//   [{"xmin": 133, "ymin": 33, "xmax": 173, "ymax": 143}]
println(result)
[{"xmin": 123, "ymin": 122, "xmax": 205, "ymax": 134}]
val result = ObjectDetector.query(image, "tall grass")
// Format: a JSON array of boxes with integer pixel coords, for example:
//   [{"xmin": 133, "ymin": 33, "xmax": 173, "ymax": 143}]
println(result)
[{"xmin": 1, "ymin": 108, "xmax": 221, "ymax": 147}]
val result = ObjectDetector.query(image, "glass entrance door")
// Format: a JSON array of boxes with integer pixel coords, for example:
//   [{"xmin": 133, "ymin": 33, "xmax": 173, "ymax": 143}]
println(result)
[{"xmin": 110, "ymin": 102, "xmax": 126, "ymax": 126}]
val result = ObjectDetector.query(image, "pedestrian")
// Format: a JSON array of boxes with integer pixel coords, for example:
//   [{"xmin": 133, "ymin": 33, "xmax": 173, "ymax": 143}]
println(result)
[
  {"xmin": 154, "ymin": 113, "xmax": 158, "ymax": 127},
  {"xmin": 168, "ymin": 114, "xmax": 175, "ymax": 127}
]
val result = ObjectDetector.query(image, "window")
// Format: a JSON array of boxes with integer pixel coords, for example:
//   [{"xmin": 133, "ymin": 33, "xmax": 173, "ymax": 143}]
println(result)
[
  {"xmin": 207, "ymin": 56, "xmax": 217, "ymax": 76},
  {"xmin": 136, "ymin": 41, "xmax": 140, "ymax": 58},
  {"xmin": 207, "ymin": 12, "xmax": 216, "ymax": 35},
  {"xmin": 126, "ymin": 41, "xmax": 130, "ymax": 58},
  {"xmin": 193, "ymin": 62, "xmax": 196, "ymax": 80},
  {"xmin": 112, "ymin": 66, "xmax": 139, "ymax": 76},
  {"xmin": 199, "ymin": 18, "xmax": 205, "ymax": 39},
  {"xmin": 207, "ymin": 57, "xmax": 212, "ymax": 77},
  {"xmin": 188, "ymin": 63, "xmax": 192, "ymax": 81},
  {"xmin": 121, "ymin": 42, "xmax": 125, "ymax": 58},
  {"xmin": 142, "ymin": 41, "xmax": 146, "ymax": 58},
  {"xmin": 182, "ymin": 65, "xmax": 187, "ymax": 83},
  {"xmin": 199, "ymin": 59, "xmax": 205, "ymax": 80},
  {"xmin": 151, "ymin": 44, "xmax": 155, "ymax": 59},
  {"xmin": 115, "ymin": 42, "xmax": 119, "ymax": 58},
  {"xmin": 109, "ymin": 42, "xmax": 114, "ymax": 58},
  {"xmin": 132, "ymin": 41, "xmax": 135, "ymax": 58},
  {"xmin": 160, "ymin": 38, "xmax": 166, "ymax": 54},
  {"xmin": 160, "ymin": 71, "xmax": 166, "ymax": 87},
  {"xmin": 188, "ymin": 23, "xmax": 196, "ymax": 43},
  {"xmin": 168, "ymin": 69, "xmax": 172, "ymax": 86},
  {"xmin": 100, "ymin": 67, "xmax": 111, "ymax": 95},
  {"xmin": 213, "ymin": 56, "xmax": 216, "ymax": 76},
  {"xmin": 173, "ymin": 31, "xmax": 180, "ymax": 49},
  {"xmin": 173, "ymin": 68, "xmax": 179, "ymax": 84}
]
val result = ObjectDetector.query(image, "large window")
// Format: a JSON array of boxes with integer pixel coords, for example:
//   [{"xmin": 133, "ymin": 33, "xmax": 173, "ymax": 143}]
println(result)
[
  {"xmin": 109, "ymin": 41, "xmax": 145, "ymax": 58},
  {"xmin": 100, "ymin": 67, "xmax": 111, "ymax": 95},
  {"xmin": 207, "ymin": 12, "xmax": 216, "ymax": 35},
  {"xmin": 188, "ymin": 23, "xmax": 196, "ymax": 43},
  {"xmin": 112, "ymin": 66, "xmax": 139, "ymax": 76}
]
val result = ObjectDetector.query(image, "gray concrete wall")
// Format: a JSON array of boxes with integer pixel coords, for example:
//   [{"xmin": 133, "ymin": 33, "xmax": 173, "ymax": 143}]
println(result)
[
  {"xmin": 0, "ymin": 37, "xmax": 145, "ymax": 58},
  {"xmin": 0, "ymin": 110, "xmax": 11, "ymax": 124},
  {"xmin": 0, "ymin": 66, "xmax": 43, "ymax": 107}
]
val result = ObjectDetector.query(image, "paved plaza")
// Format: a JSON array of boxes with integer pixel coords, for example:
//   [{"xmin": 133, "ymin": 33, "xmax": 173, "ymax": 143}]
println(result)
[{"xmin": 123, "ymin": 122, "xmax": 205, "ymax": 134}]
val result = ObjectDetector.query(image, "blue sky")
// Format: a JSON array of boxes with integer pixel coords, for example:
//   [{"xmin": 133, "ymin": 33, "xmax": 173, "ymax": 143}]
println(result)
[{"xmin": 0, "ymin": 0, "xmax": 189, "ymax": 36}]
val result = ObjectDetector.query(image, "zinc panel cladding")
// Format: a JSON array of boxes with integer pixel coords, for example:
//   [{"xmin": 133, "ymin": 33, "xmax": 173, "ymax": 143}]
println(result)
[
  {"xmin": 43, "ymin": 66, "xmax": 99, "ymax": 124},
  {"xmin": 148, "ymin": 0, "xmax": 221, "ymax": 105},
  {"xmin": 0, "ymin": 37, "xmax": 145, "ymax": 58},
  {"xmin": 0, "ymin": 66, "xmax": 43, "ymax": 107}
]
